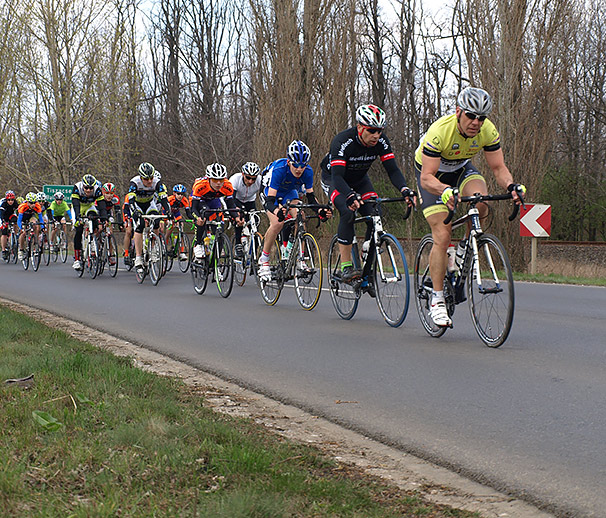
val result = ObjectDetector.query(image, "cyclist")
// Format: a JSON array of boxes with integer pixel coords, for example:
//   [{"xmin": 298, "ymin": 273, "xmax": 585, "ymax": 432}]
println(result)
[
  {"xmin": 127, "ymin": 162, "xmax": 171, "ymax": 274},
  {"xmin": 320, "ymin": 104, "xmax": 415, "ymax": 295},
  {"xmin": 71, "ymin": 174, "xmax": 107, "ymax": 270},
  {"xmin": 191, "ymin": 163, "xmax": 242, "ymax": 262},
  {"xmin": 0, "ymin": 190, "xmax": 19, "ymax": 260},
  {"xmin": 229, "ymin": 161, "xmax": 263, "ymax": 259},
  {"xmin": 100, "ymin": 182, "xmax": 121, "ymax": 265},
  {"xmin": 16, "ymin": 192, "xmax": 45, "ymax": 261},
  {"xmin": 165, "ymin": 184, "xmax": 193, "ymax": 261},
  {"xmin": 48, "ymin": 192, "xmax": 72, "ymax": 252},
  {"xmin": 122, "ymin": 193, "xmax": 135, "ymax": 267},
  {"xmin": 415, "ymin": 86, "xmax": 526, "ymax": 327},
  {"xmin": 258, "ymin": 140, "xmax": 329, "ymax": 281}
]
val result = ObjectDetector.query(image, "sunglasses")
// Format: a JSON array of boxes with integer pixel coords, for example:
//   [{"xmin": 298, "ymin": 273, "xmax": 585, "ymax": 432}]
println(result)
[
  {"xmin": 244, "ymin": 175, "xmax": 257, "ymax": 181},
  {"xmin": 290, "ymin": 162, "xmax": 307, "ymax": 169},
  {"xmin": 465, "ymin": 111, "xmax": 487, "ymax": 121},
  {"xmin": 363, "ymin": 126, "xmax": 382, "ymax": 134},
  {"xmin": 83, "ymin": 186, "xmax": 94, "ymax": 190}
]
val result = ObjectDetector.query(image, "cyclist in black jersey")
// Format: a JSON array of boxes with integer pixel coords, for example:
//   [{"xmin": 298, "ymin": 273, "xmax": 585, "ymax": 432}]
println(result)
[
  {"xmin": 321, "ymin": 104, "xmax": 415, "ymax": 285},
  {"xmin": 0, "ymin": 190, "xmax": 18, "ymax": 260},
  {"xmin": 416, "ymin": 87, "xmax": 526, "ymax": 327}
]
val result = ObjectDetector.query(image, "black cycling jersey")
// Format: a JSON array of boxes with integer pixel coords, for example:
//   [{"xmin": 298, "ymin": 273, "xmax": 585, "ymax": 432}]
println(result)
[
  {"xmin": 321, "ymin": 127, "xmax": 407, "ymax": 196},
  {"xmin": 0, "ymin": 198, "xmax": 18, "ymax": 222}
]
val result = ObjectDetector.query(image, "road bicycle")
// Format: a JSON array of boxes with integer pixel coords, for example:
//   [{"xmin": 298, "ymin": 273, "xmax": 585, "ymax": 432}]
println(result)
[
  {"xmin": 50, "ymin": 221, "xmax": 69, "ymax": 263},
  {"xmin": 20, "ymin": 222, "xmax": 43, "ymax": 271},
  {"xmin": 96, "ymin": 222, "xmax": 119, "ymax": 277},
  {"xmin": 232, "ymin": 209, "xmax": 264, "ymax": 287},
  {"xmin": 327, "ymin": 196, "xmax": 413, "ymax": 327},
  {"xmin": 258, "ymin": 202, "xmax": 328, "ymax": 311},
  {"xmin": 414, "ymin": 192, "xmax": 523, "ymax": 347},
  {"xmin": 76, "ymin": 217, "xmax": 101, "ymax": 279},
  {"xmin": 135, "ymin": 214, "xmax": 167, "ymax": 285},
  {"xmin": 191, "ymin": 210, "xmax": 234, "ymax": 297},
  {"xmin": 40, "ymin": 227, "xmax": 51, "ymax": 266},
  {"xmin": 164, "ymin": 218, "xmax": 192, "ymax": 273},
  {"xmin": 2, "ymin": 223, "xmax": 19, "ymax": 264}
]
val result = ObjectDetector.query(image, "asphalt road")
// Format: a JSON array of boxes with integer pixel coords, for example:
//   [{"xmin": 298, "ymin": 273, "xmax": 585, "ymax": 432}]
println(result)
[{"xmin": 1, "ymin": 260, "xmax": 605, "ymax": 517}]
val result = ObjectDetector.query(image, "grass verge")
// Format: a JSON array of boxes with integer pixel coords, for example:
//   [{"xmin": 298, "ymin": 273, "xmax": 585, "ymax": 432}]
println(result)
[
  {"xmin": 513, "ymin": 272, "xmax": 606, "ymax": 286},
  {"xmin": 0, "ymin": 306, "xmax": 477, "ymax": 518}
]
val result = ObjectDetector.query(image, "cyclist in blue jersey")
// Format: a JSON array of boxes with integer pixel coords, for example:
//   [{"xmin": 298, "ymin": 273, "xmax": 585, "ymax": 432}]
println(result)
[{"xmin": 258, "ymin": 140, "xmax": 329, "ymax": 281}]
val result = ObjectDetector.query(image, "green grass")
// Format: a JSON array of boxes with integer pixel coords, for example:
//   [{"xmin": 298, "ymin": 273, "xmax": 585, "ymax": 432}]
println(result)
[
  {"xmin": 0, "ymin": 306, "xmax": 478, "ymax": 518},
  {"xmin": 513, "ymin": 272, "xmax": 606, "ymax": 286}
]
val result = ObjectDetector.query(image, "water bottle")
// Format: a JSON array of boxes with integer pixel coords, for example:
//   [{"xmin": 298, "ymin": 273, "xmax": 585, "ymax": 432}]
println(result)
[
  {"xmin": 282, "ymin": 235, "xmax": 294, "ymax": 260},
  {"xmin": 203, "ymin": 234, "xmax": 212, "ymax": 253},
  {"xmin": 455, "ymin": 238, "xmax": 467, "ymax": 271},
  {"xmin": 446, "ymin": 244, "xmax": 457, "ymax": 273},
  {"xmin": 361, "ymin": 240, "xmax": 370, "ymax": 263}
]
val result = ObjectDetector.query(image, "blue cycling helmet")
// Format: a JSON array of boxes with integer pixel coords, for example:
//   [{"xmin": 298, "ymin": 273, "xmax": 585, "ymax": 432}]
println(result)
[
  {"xmin": 173, "ymin": 184, "xmax": 187, "ymax": 194},
  {"xmin": 287, "ymin": 140, "xmax": 311, "ymax": 166}
]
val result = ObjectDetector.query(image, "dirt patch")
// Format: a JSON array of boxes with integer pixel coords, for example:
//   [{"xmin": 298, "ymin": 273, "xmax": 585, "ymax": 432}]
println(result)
[{"xmin": 1, "ymin": 298, "xmax": 553, "ymax": 518}]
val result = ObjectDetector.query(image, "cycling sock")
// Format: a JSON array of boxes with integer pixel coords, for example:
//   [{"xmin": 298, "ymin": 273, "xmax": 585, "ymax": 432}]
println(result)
[
  {"xmin": 432, "ymin": 290, "xmax": 445, "ymax": 302},
  {"xmin": 260, "ymin": 251, "xmax": 270, "ymax": 263},
  {"xmin": 341, "ymin": 261, "xmax": 353, "ymax": 269}
]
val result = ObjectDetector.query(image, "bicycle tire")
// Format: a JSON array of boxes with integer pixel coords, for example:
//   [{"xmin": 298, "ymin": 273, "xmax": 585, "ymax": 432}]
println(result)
[
  {"xmin": 467, "ymin": 233, "xmax": 514, "ymax": 348},
  {"xmin": 58, "ymin": 230, "xmax": 68, "ymax": 262},
  {"xmin": 233, "ymin": 235, "xmax": 246, "ymax": 287},
  {"xmin": 149, "ymin": 233, "xmax": 163, "ymax": 285},
  {"xmin": 97, "ymin": 237, "xmax": 106, "ymax": 275},
  {"xmin": 374, "ymin": 233, "xmax": 410, "ymax": 327},
  {"xmin": 258, "ymin": 238, "xmax": 283, "ymax": 306},
  {"xmin": 413, "ymin": 234, "xmax": 448, "ymax": 337},
  {"xmin": 159, "ymin": 233, "xmax": 169, "ymax": 277},
  {"xmin": 10, "ymin": 232, "xmax": 19, "ymax": 264},
  {"xmin": 293, "ymin": 232, "xmax": 323, "ymax": 310},
  {"xmin": 165, "ymin": 233, "xmax": 175, "ymax": 273},
  {"xmin": 40, "ymin": 233, "xmax": 51, "ymax": 266},
  {"xmin": 191, "ymin": 257, "xmax": 209, "ymax": 294},
  {"xmin": 22, "ymin": 236, "xmax": 32, "ymax": 270},
  {"xmin": 327, "ymin": 234, "xmax": 360, "ymax": 320},
  {"xmin": 177, "ymin": 230, "xmax": 190, "ymax": 273},
  {"xmin": 215, "ymin": 234, "xmax": 234, "ymax": 298},
  {"xmin": 51, "ymin": 232, "xmax": 59, "ymax": 262},
  {"xmin": 31, "ymin": 234, "xmax": 41, "ymax": 272},
  {"xmin": 106, "ymin": 232, "xmax": 119, "ymax": 277},
  {"xmin": 87, "ymin": 236, "xmax": 100, "ymax": 279},
  {"xmin": 251, "ymin": 232, "xmax": 263, "ymax": 278}
]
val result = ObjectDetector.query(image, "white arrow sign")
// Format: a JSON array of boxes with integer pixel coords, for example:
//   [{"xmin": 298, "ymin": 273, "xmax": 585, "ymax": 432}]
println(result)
[{"xmin": 520, "ymin": 204, "xmax": 550, "ymax": 237}]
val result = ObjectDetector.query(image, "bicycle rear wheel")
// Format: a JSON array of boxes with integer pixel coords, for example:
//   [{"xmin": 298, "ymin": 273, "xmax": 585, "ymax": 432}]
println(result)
[
  {"xmin": 258, "ymin": 239, "xmax": 283, "ymax": 305},
  {"xmin": 177, "ymin": 230, "xmax": 191, "ymax": 273},
  {"xmin": 191, "ymin": 257, "xmax": 209, "ymax": 294},
  {"xmin": 106, "ymin": 233, "xmax": 118, "ymax": 277},
  {"xmin": 467, "ymin": 234, "xmax": 514, "ymax": 348},
  {"xmin": 149, "ymin": 234, "xmax": 163, "ymax": 285},
  {"xmin": 374, "ymin": 234, "xmax": 410, "ymax": 327},
  {"xmin": 327, "ymin": 234, "xmax": 360, "ymax": 320},
  {"xmin": 414, "ymin": 234, "xmax": 448, "ymax": 337},
  {"xmin": 233, "ymin": 235, "xmax": 246, "ymax": 287},
  {"xmin": 215, "ymin": 234, "xmax": 234, "ymax": 298},
  {"xmin": 294, "ymin": 233, "xmax": 322, "ymax": 310}
]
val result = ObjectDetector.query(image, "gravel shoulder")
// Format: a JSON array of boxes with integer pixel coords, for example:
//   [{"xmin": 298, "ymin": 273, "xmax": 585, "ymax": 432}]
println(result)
[{"xmin": 2, "ymin": 298, "xmax": 553, "ymax": 518}]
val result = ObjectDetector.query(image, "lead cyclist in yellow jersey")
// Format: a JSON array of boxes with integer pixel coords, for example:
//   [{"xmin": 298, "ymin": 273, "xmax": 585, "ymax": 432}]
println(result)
[{"xmin": 414, "ymin": 86, "xmax": 526, "ymax": 327}]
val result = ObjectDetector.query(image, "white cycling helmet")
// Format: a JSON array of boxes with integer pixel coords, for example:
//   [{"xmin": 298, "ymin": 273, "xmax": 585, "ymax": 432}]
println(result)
[
  {"xmin": 457, "ymin": 87, "xmax": 493, "ymax": 116},
  {"xmin": 355, "ymin": 104, "xmax": 386, "ymax": 128},
  {"xmin": 241, "ymin": 162, "xmax": 261, "ymax": 177},
  {"xmin": 205, "ymin": 163, "xmax": 228, "ymax": 179}
]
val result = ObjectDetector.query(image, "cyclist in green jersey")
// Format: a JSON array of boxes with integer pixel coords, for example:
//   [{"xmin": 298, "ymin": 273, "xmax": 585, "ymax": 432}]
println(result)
[
  {"xmin": 414, "ymin": 87, "xmax": 526, "ymax": 327},
  {"xmin": 49, "ymin": 192, "xmax": 72, "ymax": 251}
]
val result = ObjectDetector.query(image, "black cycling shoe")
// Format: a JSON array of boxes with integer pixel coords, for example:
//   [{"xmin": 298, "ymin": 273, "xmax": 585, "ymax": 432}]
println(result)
[
  {"xmin": 341, "ymin": 265, "xmax": 362, "ymax": 283},
  {"xmin": 362, "ymin": 280, "xmax": 376, "ymax": 298}
]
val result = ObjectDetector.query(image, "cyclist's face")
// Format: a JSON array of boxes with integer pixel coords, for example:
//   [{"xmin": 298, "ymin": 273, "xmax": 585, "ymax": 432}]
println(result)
[
  {"xmin": 288, "ymin": 161, "xmax": 306, "ymax": 178},
  {"xmin": 357, "ymin": 124, "xmax": 382, "ymax": 146},
  {"xmin": 209, "ymin": 179, "xmax": 224, "ymax": 191},
  {"xmin": 456, "ymin": 107, "xmax": 484, "ymax": 137},
  {"xmin": 103, "ymin": 192, "xmax": 113, "ymax": 201},
  {"xmin": 174, "ymin": 192, "xmax": 183, "ymax": 199},
  {"xmin": 243, "ymin": 174, "xmax": 257, "ymax": 185}
]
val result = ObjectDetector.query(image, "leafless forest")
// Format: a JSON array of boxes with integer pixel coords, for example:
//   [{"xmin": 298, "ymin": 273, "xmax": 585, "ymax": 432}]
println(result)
[{"xmin": 0, "ymin": 0, "xmax": 604, "ymax": 252}]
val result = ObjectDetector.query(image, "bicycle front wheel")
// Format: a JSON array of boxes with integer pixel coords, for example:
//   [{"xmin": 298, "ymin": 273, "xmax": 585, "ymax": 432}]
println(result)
[
  {"xmin": 327, "ymin": 234, "xmax": 359, "ymax": 320},
  {"xmin": 87, "ymin": 236, "xmax": 100, "ymax": 279},
  {"xmin": 293, "ymin": 233, "xmax": 322, "ymax": 310},
  {"xmin": 31, "ymin": 235, "xmax": 41, "ymax": 272},
  {"xmin": 467, "ymin": 234, "xmax": 514, "ymax": 348},
  {"xmin": 258, "ymin": 239, "xmax": 283, "ymax": 305},
  {"xmin": 106, "ymin": 233, "xmax": 118, "ymax": 277},
  {"xmin": 374, "ymin": 234, "xmax": 410, "ymax": 327},
  {"xmin": 41, "ymin": 233, "xmax": 51, "ymax": 266},
  {"xmin": 149, "ymin": 234, "xmax": 163, "ymax": 285},
  {"xmin": 413, "ymin": 234, "xmax": 448, "ymax": 337},
  {"xmin": 215, "ymin": 234, "xmax": 234, "ymax": 298},
  {"xmin": 22, "ymin": 238, "xmax": 31, "ymax": 270},
  {"xmin": 191, "ymin": 258, "xmax": 209, "ymax": 294},
  {"xmin": 58, "ymin": 230, "xmax": 68, "ymax": 262},
  {"xmin": 10, "ymin": 232, "xmax": 18, "ymax": 264},
  {"xmin": 177, "ymin": 230, "xmax": 191, "ymax": 273}
]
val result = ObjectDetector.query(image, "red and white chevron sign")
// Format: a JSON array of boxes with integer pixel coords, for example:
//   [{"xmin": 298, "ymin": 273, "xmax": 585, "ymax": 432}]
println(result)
[{"xmin": 520, "ymin": 204, "xmax": 551, "ymax": 237}]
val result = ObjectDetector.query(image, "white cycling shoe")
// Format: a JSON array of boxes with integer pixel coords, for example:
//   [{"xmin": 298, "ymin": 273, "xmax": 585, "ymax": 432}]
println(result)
[
  {"xmin": 193, "ymin": 244, "xmax": 205, "ymax": 261},
  {"xmin": 430, "ymin": 299, "xmax": 452, "ymax": 327},
  {"xmin": 258, "ymin": 261, "xmax": 271, "ymax": 282},
  {"xmin": 72, "ymin": 260, "xmax": 82, "ymax": 270},
  {"xmin": 134, "ymin": 256, "xmax": 144, "ymax": 269}
]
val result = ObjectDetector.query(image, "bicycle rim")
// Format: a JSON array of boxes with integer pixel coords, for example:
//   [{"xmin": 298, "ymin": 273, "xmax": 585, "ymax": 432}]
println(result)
[
  {"xmin": 177, "ymin": 231, "xmax": 190, "ymax": 273},
  {"xmin": 413, "ymin": 234, "xmax": 448, "ymax": 337},
  {"xmin": 107, "ymin": 233, "xmax": 118, "ymax": 277},
  {"xmin": 233, "ymin": 235, "xmax": 246, "ymax": 287},
  {"xmin": 374, "ymin": 234, "xmax": 410, "ymax": 327},
  {"xmin": 215, "ymin": 234, "xmax": 234, "ymax": 298},
  {"xmin": 87, "ymin": 237, "xmax": 99, "ymax": 279},
  {"xmin": 327, "ymin": 234, "xmax": 359, "ymax": 320},
  {"xmin": 191, "ymin": 258, "xmax": 208, "ymax": 294},
  {"xmin": 258, "ymin": 239, "xmax": 283, "ymax": 305},
  {"xmin": 52, "ymin": 234, "xmax": 59, "ymax": 262},
  {"xmin": 294, "ymin": 233, "xmax": 322, "ymax": 310},
  {"xmin": 149, "ymin": 234, "xmax": 163, "ymax": 285},
  {"xmin": 59, "ymin": 231, "xmax": 68, "ymax": 262},
  {"xmin": 42, "ymin": 234, "xmax": 51, "ymax": 266},
  {"xmin": 159, "ymin": 234, "xmax": 169, "ymax": 277},
  {"xmin": 31, "ymin": 235, "xmax": 41, "ymax": 271},
  {"xmin": 10, "ymin": 233, "xmax": 18, "ymax": 263},
  {"xmin": 22, "ymin": 239, "xmax": 31, "ymax": 270},
  {"xmin": 467, "ymin": 234, "xmax": 514, "ymax": 347}
]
